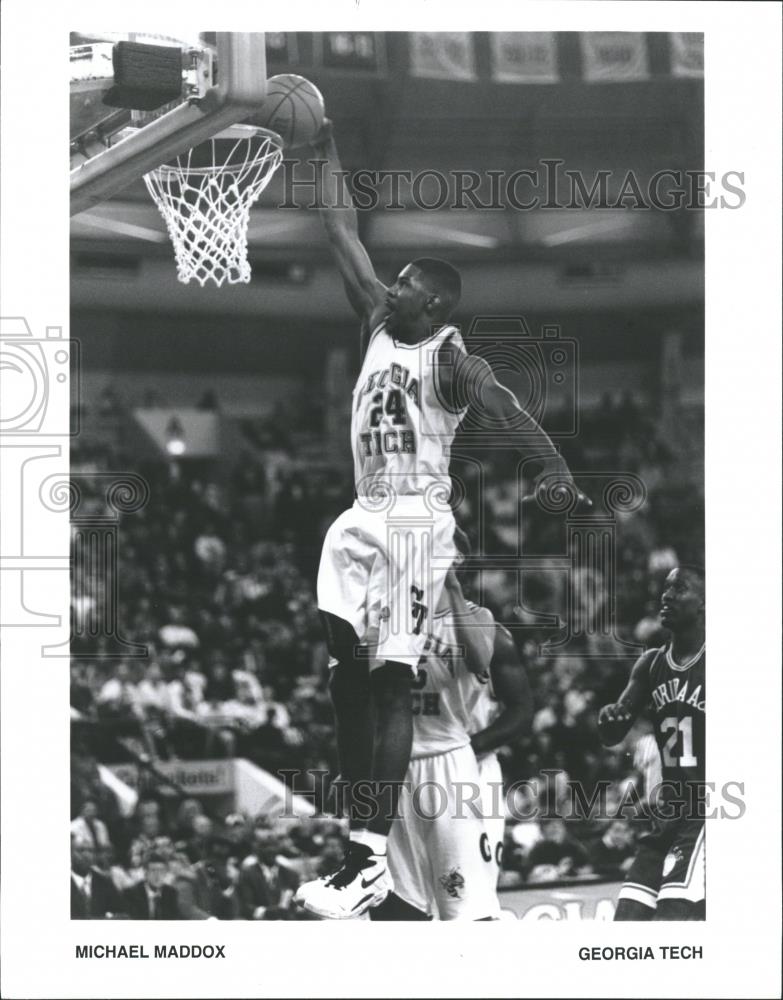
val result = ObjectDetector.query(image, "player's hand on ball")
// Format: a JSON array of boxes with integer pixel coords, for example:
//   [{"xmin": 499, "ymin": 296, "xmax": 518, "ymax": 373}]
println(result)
[{"xmin": 310, "ymin": 117, "xmax": 334, "ymax": 151}]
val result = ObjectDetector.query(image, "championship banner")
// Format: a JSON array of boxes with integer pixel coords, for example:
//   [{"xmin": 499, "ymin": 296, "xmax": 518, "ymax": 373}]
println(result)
[
  {"xmin": 490, "ymin": 32, "xmax": 559, "ymax": 83},
  {"xmin": 409, "ymin": 32, "xmax": 477, "ymax": 81},
  {"xmin": 580, "ymin": 32, "xmax": 649, "ymax": 82},
  {"xmin": 669, "ymin": 32, "xmax": 704, "ymax": 78}
]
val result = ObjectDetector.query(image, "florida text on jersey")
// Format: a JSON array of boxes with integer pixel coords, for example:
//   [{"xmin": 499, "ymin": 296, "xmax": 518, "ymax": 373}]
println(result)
[{"xmin": 647, "ymin": 642, "xmax": 705, "ymax": 793}]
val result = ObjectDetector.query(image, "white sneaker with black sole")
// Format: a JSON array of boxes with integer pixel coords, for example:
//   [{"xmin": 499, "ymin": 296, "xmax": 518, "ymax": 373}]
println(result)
[{"xmin": 295, "ymin": 843, "xmax": 393, "ymax": 919}]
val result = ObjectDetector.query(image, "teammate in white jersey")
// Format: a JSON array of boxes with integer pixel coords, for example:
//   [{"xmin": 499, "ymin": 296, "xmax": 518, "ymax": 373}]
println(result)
[
  {"xmin": 371, "ymin": 564, "xmax": 532, "ymax": 920},
  {"xmin": 296, "ymin": 121, "xmax": 583, "ymax": 919}
]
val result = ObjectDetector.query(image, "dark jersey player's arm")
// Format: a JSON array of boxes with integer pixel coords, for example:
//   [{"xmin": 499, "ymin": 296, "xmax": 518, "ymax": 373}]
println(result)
[
  {"xmin": 310, "ymin": 122, "xmax": 387, "ymax": 349},
  {"xmin": 596, "ymin": 649, "xmax": 655, "ymax": 747},
  {"xmin": 470, "ymin": 625, "xmax": 534, "ymax": 757}
]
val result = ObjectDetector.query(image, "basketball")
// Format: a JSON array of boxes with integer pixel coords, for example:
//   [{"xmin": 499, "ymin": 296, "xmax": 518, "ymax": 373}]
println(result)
[{"xmin": 254, "ymin": 74, "xmax": 325, "ymax": 150}]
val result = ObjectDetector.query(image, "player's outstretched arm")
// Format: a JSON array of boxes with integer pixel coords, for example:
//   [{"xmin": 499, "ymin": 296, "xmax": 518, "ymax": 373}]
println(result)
[
  {"xmin": 470, "ymin": 625, "xmax": 533, "ymax": 757},
  {"xmin": 309, "ymin": 121, "xmax": 386, "ymax": 331},
  {"xmin": 596, "ymin": 649, "xmax": 656, "ymax": 747},
  {"xmin": 437, "ymin": 342, "xmax": 590, "ymax": 507}
]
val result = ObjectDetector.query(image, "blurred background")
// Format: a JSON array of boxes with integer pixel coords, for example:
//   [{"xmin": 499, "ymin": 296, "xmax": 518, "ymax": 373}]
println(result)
[{"xmin": 69, "ymin": 30, "xmax": 703, "ymax": 919}]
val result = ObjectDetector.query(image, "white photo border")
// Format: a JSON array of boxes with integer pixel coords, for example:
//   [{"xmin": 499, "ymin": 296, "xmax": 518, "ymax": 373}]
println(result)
[{"xmin": 1, "ymin": 2, "xmax": 780, "ymax": 998}]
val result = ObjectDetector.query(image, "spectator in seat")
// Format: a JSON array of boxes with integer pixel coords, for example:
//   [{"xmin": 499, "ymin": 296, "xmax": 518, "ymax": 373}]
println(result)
[
  {"xmin": 254, "ymin": 707, "xmax": 287, "ymax": 754},
  {"xmin": 128, "ymin": 804, "xmax": 164, "ymax": 872},
  {"xmin": 71, "ymin": 835, "xmax": 122, "ymax": 919},
  {"xmin": 204, "ymin": 662, "xmax": 236, "ymax": 704},
  {"xmin": 238, "ymin": 827, "xmax": 300, "ymax": 920},
  {"xmin": 174, "ymin": 797, "xmax": 205, "ymax": 841},
  {"xmin": 525, "ymin": 818, "xmax": 593, "ymax": 883},
  {"xmin": 587, "ymin": 820, "xmax": 636, "ymax": 880},
  {"xmin": 180, "ymin": 835, "xmax": 241, "ymax": 920},
  {"xmin": 185, "ymin": 813, "xmax": 214, "ymax": 864},
  {"xmin": 70, "ymin": 662, "xmax": 94, "ymax": 716},
  {"xmin": 96, "ymin": 662, "xmax": 142, "ymax": 722},
  {"xmin": 224, "ymin": 812, "xmax": 253, "ymax": 861},
  {"xmin": 122, "ymin": 851, "xmax": 181, "ymax": 919},
  {"xmin": 159, "ymin": 606, "xmax": 199, "ymax": 651},
  {"xmin": 314, "ymin": 833, "xmax": 347, "ymax": 879},
  {"xmin": 100, "ymin": 843, "xmax": 138, "ymax": 893},
  {"xmin": 70, "ymin": 798, "xmax": 112, "ymax": 851},
  {"xmin": 137, "ymin": 662, "xmax": 172, "ymax": 719}
]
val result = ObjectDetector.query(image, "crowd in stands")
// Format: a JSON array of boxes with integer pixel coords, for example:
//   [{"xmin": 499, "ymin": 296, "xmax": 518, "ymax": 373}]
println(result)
[{"xmin": 70, "ymin": 382, "xmax": 703, "ymax": 916}]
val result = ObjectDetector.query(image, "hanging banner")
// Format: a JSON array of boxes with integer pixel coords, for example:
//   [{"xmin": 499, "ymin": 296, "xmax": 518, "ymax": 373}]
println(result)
[
  {"xmin": 265, "ymin": 32, "xmax": 299, "ymax": 68},
  {"xmin": 580, "ymin": 32, "xmax": 649, "ymax": 82},
  {"xmin": 316, "ymin": 32, "xmax": 386, "ymax": 75},
  {"xmin": 669, "ymin": 33, "xmax": 704, "ymax": 78},
  {"xmin": 490, "ymin": 32, "xmax": 559, "ymax": 83},
  {"xmin": 410, "ymin": 32, "xmax": 477, "ymax": 81}
]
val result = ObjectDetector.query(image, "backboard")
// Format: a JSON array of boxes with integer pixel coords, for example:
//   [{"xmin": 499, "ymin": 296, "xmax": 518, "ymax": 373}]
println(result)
[{"xmin": 70, "ymin": 33, "xmax": 268, "ymax": 216}]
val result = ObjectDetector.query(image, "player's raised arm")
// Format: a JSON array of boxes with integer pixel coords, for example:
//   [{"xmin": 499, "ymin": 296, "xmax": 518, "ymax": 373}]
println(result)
[
  {"xmin": 596, "ymin": 649, "xmax": 656, "ymax": 747},
  {"xmin": 309, "ymin": 121, "xmax": 386, "ymax": 334},
  {"xmin": 470, "ymin": 624, "xmax": 533, "ymax": 757},
  {"xmin": 436, "ymin": 341, "xmax": 590, "ymax": 507}
]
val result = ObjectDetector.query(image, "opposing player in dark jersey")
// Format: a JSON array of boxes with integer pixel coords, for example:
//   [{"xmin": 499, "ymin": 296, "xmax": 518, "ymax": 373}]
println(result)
[
  {"xmin": 296, "ymin": 120, "xmax": 584, "ymax": 919},
  {"xmin": 598, "ymin": 565, "xmax": 706, "ymax": 920}
]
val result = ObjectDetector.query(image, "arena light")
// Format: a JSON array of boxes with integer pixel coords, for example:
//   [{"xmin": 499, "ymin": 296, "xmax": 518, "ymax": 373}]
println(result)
[{"xmin": 165, "ymin": 416, "xmax": 186, "ymax": 456}]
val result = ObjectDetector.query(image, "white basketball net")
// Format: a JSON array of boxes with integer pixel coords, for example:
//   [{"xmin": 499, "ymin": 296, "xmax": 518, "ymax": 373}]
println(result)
[{"xmin": 143, "ymin": 126, "xmax": 284, "ymax": 287}]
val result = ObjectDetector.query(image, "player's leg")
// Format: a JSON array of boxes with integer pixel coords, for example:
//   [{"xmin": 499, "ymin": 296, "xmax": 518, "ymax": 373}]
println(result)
[
  {"xmin": 299, "ymin": 504, "xmax": 453, "ymax": 918},
  {"xmin": 425, "ymin": 746, "xmax": 501, "ymax": 921},
  {"xmin": 654, "ymin": 821, "xmax": 705, "ymax": 921},
  {"xmin": 367, "ymin": 659, "xmax": 413, "ymax": 837},
  {"xmin": 478, "ymin": 752, "xmax": 506, "ymax": 880},
  {"xmin": 296, "ymin": 613, "xmax": 396, "ymax": 918},
  {"xmin": 373, "ymin": 762, "xmax": 433, "ymax": 921},
  {"xmin": 297, "ymin": 514, "xmax": 396, "ymax": 917},
  {"xmin": 297, "ymin": 705, "xmax": 417, "ymax": 921},
  {"xmin": 614, "ymin": 835, "xmax": 665, "ymax": 921},
  {"xmin": 614, "ymin": 898, "xmax": 656, "ymax": 921},
  {"xmin": 322, "ymin": 612, "xmax": 373, "ymax": 828},
  {"xmin": 654, "ymin": 899, "xmax": 699, "ymax": 920}
]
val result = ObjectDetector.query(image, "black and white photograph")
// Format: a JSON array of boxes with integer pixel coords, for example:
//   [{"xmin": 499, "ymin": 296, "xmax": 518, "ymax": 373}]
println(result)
[{"xmin": 1, "ymin": 4, "xmax": 781, "ymax": 999}]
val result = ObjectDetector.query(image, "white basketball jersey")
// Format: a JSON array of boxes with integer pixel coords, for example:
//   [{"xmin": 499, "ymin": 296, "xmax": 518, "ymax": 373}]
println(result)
[
  {"xmin": 411, "ymin": 604, "xmax": 499, "ymax": 759},
  {"xmin": 351, "ymin": 321, "xmax": 467, "ymax": 497}
]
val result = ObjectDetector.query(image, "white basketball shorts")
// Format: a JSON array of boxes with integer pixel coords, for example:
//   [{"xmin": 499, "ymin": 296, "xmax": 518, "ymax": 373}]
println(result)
[
  {"xmin": 317, "ymin": 495, "xmax": 457, "ymax": 673},
  {"xmin": 478, "ymin": 752, "xmax": 505, "ymax": 877},
  {"xmin": 388, "ymin": 744, "xmax": 502, "ymax": 920}
]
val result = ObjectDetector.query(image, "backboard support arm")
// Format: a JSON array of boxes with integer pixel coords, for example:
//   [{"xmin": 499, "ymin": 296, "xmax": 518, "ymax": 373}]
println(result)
[{"xmin": 70, "ymin": 32, "xmax": 267, "ymax": 216}]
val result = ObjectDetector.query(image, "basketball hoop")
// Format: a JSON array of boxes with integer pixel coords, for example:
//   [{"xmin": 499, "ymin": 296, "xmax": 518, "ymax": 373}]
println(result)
[{"xmin": 141, "ymin": 125, "xmax": 284, "ymax": 287}]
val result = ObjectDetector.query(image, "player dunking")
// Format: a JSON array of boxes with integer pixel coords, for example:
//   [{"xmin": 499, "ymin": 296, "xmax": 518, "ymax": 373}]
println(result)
[
  {"xmin": 296, "ymin": 121, "xmax": 584, "ymax": 919},
  {"xmin": 598, "ymin": 566, "xmax": 706, "ymax": 920}
]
